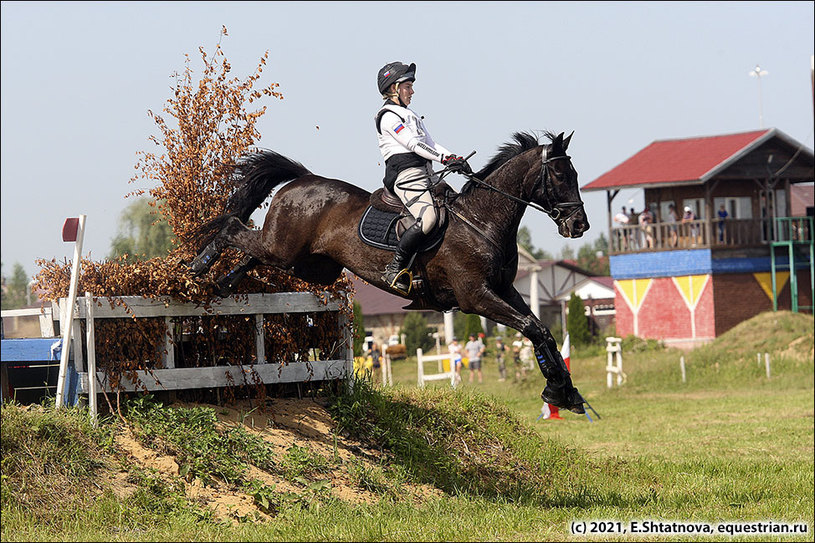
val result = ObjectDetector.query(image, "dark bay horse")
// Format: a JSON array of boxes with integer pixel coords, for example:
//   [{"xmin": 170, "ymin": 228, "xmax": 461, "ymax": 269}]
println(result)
[{"xmin": 189, "ymin": 131, "xmax": 590, "ymax": 413}]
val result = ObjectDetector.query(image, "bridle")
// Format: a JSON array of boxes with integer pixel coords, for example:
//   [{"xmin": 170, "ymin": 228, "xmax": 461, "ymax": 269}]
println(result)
[
  {"xmin": 457, "ymin": 146, "xmax": 584, "ymax": 222},
  {"xmin": 534, "ymin": 148, "xmax": 585, "ymax": 222}
]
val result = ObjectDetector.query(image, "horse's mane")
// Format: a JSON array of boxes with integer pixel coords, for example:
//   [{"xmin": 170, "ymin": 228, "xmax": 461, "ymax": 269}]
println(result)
[{"xmin": 475, "ymin": 131, "xmax": 548, "ymax": 179}]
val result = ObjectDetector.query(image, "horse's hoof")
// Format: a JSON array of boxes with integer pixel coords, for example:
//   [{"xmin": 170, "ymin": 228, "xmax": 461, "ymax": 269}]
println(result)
[
  {"xmin": 541, "ymin": 384, "xmax": 585, "ymax": 414},
  {"xmin": 189, "ymin": 245, "xmax": 220, "ymax": 277},
  {"xmin": 216, "ymin": 279, "xmax": 237, "ymax": 298}
]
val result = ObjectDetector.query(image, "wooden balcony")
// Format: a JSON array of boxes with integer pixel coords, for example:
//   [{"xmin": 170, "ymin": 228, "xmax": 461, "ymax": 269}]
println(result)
[{"xmin": 609, "ymin": 217, "xmax": 813, "ymax": 255}]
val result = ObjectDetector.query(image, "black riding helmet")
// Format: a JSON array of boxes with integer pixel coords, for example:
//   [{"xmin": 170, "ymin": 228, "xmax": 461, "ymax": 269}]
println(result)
[{"xmin": 377, "ymin": 62, "xmax": 416, "ymax": 95}]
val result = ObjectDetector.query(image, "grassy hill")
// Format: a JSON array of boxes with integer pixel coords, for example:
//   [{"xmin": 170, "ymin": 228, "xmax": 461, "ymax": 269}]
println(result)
[{"xmin": 1, "ymin": 311, "xmax": 813, "ymax": 541}]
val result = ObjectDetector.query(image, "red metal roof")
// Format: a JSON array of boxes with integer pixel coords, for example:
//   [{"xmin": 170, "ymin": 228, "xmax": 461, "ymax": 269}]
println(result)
[
  {"xmin": 348, "ymin": 274, "xmax": 413, "ymax": 315},
  {"xmin": 582, "ymin": 129, "xmax": 772, "ymax": 191}
]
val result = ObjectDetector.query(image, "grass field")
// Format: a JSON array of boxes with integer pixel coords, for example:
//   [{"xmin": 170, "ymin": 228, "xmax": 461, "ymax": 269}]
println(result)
[{"xmin": 1, "ymin": 311, "xmax": 813, "ymax": 541}]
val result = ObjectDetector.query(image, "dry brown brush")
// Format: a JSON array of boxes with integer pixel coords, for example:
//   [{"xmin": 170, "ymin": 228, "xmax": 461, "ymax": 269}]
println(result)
[{"xmin": 32, "ymin": 27, "xmax": 352, "ymax": 396}]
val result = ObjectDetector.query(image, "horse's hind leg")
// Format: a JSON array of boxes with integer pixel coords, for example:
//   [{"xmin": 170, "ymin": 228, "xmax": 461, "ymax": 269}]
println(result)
[{"xmin": 189, "ymin": 216, "xmax": 266, "ymax": 277}]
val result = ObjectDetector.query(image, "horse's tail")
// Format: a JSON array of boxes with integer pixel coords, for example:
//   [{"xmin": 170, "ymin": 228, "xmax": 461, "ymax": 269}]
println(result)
[{"xmin": 189, "ymin": 150, "xmax": 311, "ymax": 251}]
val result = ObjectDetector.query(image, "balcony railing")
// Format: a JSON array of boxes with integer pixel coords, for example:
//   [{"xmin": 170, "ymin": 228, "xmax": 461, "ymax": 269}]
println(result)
[{"xmin": 609, "ymin": 217, "xmax": 813, "ymax": 254}]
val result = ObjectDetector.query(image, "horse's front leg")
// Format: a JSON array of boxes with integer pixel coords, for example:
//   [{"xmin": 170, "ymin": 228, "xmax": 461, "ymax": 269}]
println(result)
[
  {"xmin": 216, "ymin": 256, "xmax": 261, "ymax": 297},
  {"xmin": 461, "ymin": 286, "xmax": 585, "ymax": 414}
]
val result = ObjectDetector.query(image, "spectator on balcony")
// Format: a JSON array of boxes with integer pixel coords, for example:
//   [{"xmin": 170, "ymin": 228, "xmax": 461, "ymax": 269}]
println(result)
[
  {"xmin": 613, "ymin": 206, "xmax": 630, "ymax": 250},
  {"xmin": 627, "ymin": 207, "xmax": 639, "ymax": 249},
  {"xmin": 667, "ymin": 203, "xmax": 680, "ymax": 247},
  {"xmin": 682, "ymin": 205, "xmax": 698, "ymax": 245},
  {"xmin": 639, "ymin": 206, "xmax": 655, "ymax": 248},
  {"xmin": 717, "ymin": 204, "xmax": 729, "ymax": 242}
]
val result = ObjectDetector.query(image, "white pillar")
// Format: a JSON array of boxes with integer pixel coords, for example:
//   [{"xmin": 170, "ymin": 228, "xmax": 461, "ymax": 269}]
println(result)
[
  {"xmin": 530, "ymin": 269, "xmax": 540, "ymax": 318},
  {"xmin": 444, "ymin": 311, "xmax": 455, "ymax": 344}
]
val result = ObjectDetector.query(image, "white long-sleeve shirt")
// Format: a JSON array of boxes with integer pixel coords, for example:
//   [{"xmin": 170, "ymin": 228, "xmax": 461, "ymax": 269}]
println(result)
[{"xmin": 376, "ymin": 103, "xmax": 453, "ymax": 164}]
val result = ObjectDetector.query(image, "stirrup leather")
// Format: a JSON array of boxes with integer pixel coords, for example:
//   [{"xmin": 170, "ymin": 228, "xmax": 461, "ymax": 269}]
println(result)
[{"xmin": 387, "ymin": 268, "xmax": 413, "ymax": 295}]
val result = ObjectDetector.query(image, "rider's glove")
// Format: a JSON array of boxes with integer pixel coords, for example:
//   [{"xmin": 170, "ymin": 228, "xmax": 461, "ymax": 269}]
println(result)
[{"xmin": 442, "ymin": 155, "xmax": 472, "ymax": 175}]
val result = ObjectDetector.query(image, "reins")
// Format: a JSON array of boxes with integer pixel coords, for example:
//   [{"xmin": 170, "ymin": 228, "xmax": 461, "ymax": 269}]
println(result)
[
  {"xmin": 393, "ymin": 146, "xmax": 585, "ymax": 250},
  {"xmin": 440, "ymin": 150, "xmax": 584, "ymax": 222}
]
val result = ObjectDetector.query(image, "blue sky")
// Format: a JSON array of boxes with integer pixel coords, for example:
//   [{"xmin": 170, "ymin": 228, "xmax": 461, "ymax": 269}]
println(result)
[{"xmin": 2, "ymin": 1, "xmax": 813, "ymax": 280}]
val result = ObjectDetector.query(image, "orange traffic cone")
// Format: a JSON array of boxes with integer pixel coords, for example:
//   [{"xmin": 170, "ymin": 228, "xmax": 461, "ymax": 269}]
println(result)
[{"xmin": 544, "ymin": 334, "xmax": 571, "ymax": 420}]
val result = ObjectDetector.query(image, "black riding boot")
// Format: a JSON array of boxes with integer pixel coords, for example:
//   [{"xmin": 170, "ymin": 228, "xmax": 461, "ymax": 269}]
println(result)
[
  {"xmin": 536, "ymin": 342, "xmax": 586, "ymax": 414},
  {"xmin": 382, "ymin": 221, "xmax": 426, "ymax": 294}
]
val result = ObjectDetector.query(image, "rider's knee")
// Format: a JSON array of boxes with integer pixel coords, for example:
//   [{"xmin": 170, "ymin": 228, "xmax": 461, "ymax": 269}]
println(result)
[{"xmin": 417, "ymin": 209, "xmax": 437, "ymax": 234}]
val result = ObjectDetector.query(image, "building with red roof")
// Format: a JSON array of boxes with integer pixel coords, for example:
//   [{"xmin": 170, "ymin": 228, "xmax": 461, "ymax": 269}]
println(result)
[{"xmin": 582, "ymin": 128, "xmax": 814, "ymax": 348}]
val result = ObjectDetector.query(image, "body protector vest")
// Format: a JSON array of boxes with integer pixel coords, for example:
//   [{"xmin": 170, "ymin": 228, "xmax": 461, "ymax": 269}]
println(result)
[{"xmin": 375, "ymin": 102, "xmax": 453, "ymax": 191}]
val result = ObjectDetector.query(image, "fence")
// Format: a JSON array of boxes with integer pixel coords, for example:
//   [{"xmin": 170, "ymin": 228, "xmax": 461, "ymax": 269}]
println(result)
[
  {"xmin": 416, "ymin": 348, "xmax": 457, "ymax": 388},
  {"xmin": 2, "ymin": 292, "xmax": 353, "ymax": 411}
]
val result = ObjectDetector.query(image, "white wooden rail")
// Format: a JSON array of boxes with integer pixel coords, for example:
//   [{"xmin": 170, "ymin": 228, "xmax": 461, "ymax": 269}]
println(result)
[
  {"xmin": 416, "ymin": 348, "xmax": 457, "ymax": 389},
  {"xmin": 50, "ymin": 292, "xmax": 353, "ymax": 397}
]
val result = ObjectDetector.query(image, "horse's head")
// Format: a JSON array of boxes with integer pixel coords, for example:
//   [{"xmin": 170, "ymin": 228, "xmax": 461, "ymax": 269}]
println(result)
[{"xmin": 533, "ymin": 132, "xmax": 589, "ymax": 238}]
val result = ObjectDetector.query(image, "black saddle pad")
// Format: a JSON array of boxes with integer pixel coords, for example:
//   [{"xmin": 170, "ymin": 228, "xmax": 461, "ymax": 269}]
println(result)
[{"xmin": 357, "ymin": 206, "xmax": 445, "ymax": 252}]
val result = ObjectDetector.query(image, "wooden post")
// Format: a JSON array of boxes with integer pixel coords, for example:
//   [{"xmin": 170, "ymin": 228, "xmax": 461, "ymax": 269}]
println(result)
[
  {"xmin": 85, "ymin": 293, "xmax": 98, "ymax": 425},
  {"xmin": 56, "ymin": 214, "xmax": 86, "ymax": 408},
  {"xmin": 254, "ymin": 314, "xmax": 265, "ymax": 364},
  {"xmin": 417, "ymin": 348, "xmax": 425, "ymax": 388},
  {"xmin": 680, "ymin": 356, "xmax": 686, "ymax": 383},
  {"xmin": 765, "ymin": 352, "xmax": 771, "ymax": 379},
  {"xmin": 164, "ymin": 316, "xmax": 175, "ymax": 369}
]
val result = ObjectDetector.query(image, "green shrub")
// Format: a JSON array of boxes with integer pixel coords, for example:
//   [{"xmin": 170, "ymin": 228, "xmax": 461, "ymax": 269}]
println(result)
[
  {"xmin": 566, "ymin": 292, "xmax": 591, "ymax": 346},
  {"xmin": 401, "ymin": 312, "xmax": 435, "ymax": 354}
]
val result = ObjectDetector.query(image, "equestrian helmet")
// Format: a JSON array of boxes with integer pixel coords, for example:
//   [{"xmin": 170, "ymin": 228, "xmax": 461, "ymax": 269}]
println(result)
[{"xmin": 377, "ymin": 62, "xmax": 416, "ymax": 95}]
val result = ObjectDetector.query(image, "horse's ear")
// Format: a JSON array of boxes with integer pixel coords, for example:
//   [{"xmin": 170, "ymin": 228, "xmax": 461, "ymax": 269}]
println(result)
[
  {"xmin": 554, "ymin": 132, "xmax": 564, "ymax": 149},
  {"xmin": 563, "ymin": 131, "xmax": 574, "ymax": 151}
]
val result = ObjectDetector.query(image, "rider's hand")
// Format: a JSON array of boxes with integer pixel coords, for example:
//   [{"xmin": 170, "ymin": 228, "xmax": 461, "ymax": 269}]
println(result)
[{"xmin": 442, "ymin": 155, "xmax": 473, "ymax": 175}]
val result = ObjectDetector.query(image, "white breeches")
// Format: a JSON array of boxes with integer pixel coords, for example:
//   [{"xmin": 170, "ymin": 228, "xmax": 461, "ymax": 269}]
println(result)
[{"xmin": 394, "ymin": 164, "xmax": 438, "ymax": 234}]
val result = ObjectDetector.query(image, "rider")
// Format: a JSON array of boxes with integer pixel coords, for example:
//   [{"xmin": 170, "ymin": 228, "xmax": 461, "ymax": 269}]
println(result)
[{"xmin": 375, "ymin": 61, "xmax": 472, "ymax": 293}]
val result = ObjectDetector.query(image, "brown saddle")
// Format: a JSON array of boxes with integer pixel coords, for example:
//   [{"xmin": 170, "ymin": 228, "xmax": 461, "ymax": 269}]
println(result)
[{"xmin": 369, "ymin": 184, "xmax": 453, "ymax": 239}]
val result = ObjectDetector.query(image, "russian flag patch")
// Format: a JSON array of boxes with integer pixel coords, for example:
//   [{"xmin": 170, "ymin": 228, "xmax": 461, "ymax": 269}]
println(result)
[{"xmin": 394, "ymin": 124, "xmax": 404, "ymax": 134}]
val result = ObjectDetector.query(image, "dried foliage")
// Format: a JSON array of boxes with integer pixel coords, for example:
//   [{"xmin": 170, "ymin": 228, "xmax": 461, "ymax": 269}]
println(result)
[{"xmin": 31, "ymin": 27, "xmax": 353, "ymax": 394}]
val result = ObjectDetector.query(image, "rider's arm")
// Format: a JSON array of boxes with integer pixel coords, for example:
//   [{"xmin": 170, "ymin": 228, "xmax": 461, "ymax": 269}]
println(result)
[
  {"xmin": 380, "ymin": 111, "xmax": 452, "ymax": 163},
  {"xmin": 421, "ymin": 121, "xmax": 454, "ymax": 162}
]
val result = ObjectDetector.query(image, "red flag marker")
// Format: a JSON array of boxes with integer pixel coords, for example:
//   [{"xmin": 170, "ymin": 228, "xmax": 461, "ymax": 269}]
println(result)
[
  {"xmin": 544, "ymin": 333, "xmax": 570, "ymax": 420},
  {"xmin": 62, "ymin": 217, "xmax": 80, "ymax": 242}
]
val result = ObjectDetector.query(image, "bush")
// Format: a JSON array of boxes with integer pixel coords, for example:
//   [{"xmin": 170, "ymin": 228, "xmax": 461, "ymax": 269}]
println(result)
[
  {"xmin": 463, "ymin": 313, "xmax": 484, "ymax": 339},
  {"xmin": 566, "ymin": 292, "xmax": 591, "ymax": 346},
  {"xmin": 401, "ymin": 312, "xmax": 435, "ymax": 354},
  {"xmin": 352, "ymin": 301, "xmax": 365, "ymax": 357}
]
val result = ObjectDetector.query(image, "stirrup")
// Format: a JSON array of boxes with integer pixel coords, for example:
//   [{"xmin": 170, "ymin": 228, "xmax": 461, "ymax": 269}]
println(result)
[{"xmin": 387, "ymin": 268, "xmax": 413, "ymax": 295}]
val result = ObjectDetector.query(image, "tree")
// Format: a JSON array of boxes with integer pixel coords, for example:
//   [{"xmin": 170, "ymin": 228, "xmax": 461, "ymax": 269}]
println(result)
[
  {"xmin": 559, "ymin": 245, "xmax": 575, "ymax": 260},
  {"xmin": 401, "ymin": 312, "xmax": 434, "ymax": 354},
  {"xmin": 131, "ymin": 25, "xmax": 283, "ymax": 253},
  {"xmin": 352, "ymin": 301, "xmax": 365, "ymax": 357},
  {"xmin": 463, "ymin": 313, "xmax": 484, "ymax": 339},
  {"xmin": 576, "ymin": 233, "xmax": 610, "ymax": 276},
  {"xmin": 517, "ymin": 226, "xmax": 553, "ymax": 260},
  {"xmin": 453, "ymin": 311, "xmax": 467, "ymax": 341},
  {"xmin": 1, "ymin": 262, "xmax": 30, "ymax": 309},
  {"xmin": 566, "ymin": 291, "xmax": 591, "ymax": 346},
  {"xmin": 109, "ymin": 197, "xmax": 174, "ymax": 261}
]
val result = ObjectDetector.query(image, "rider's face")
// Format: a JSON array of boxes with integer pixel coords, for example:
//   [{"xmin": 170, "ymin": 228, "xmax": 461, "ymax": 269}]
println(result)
[{"xmin": 397, "ymin": 81, "xmax": 413, "ymax": 105}]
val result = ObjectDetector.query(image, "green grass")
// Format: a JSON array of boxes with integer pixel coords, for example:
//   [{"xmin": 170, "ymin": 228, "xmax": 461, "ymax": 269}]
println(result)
[{"xmin": 2, "ymin": 311, "xmax": 813, "ymax": 541}]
